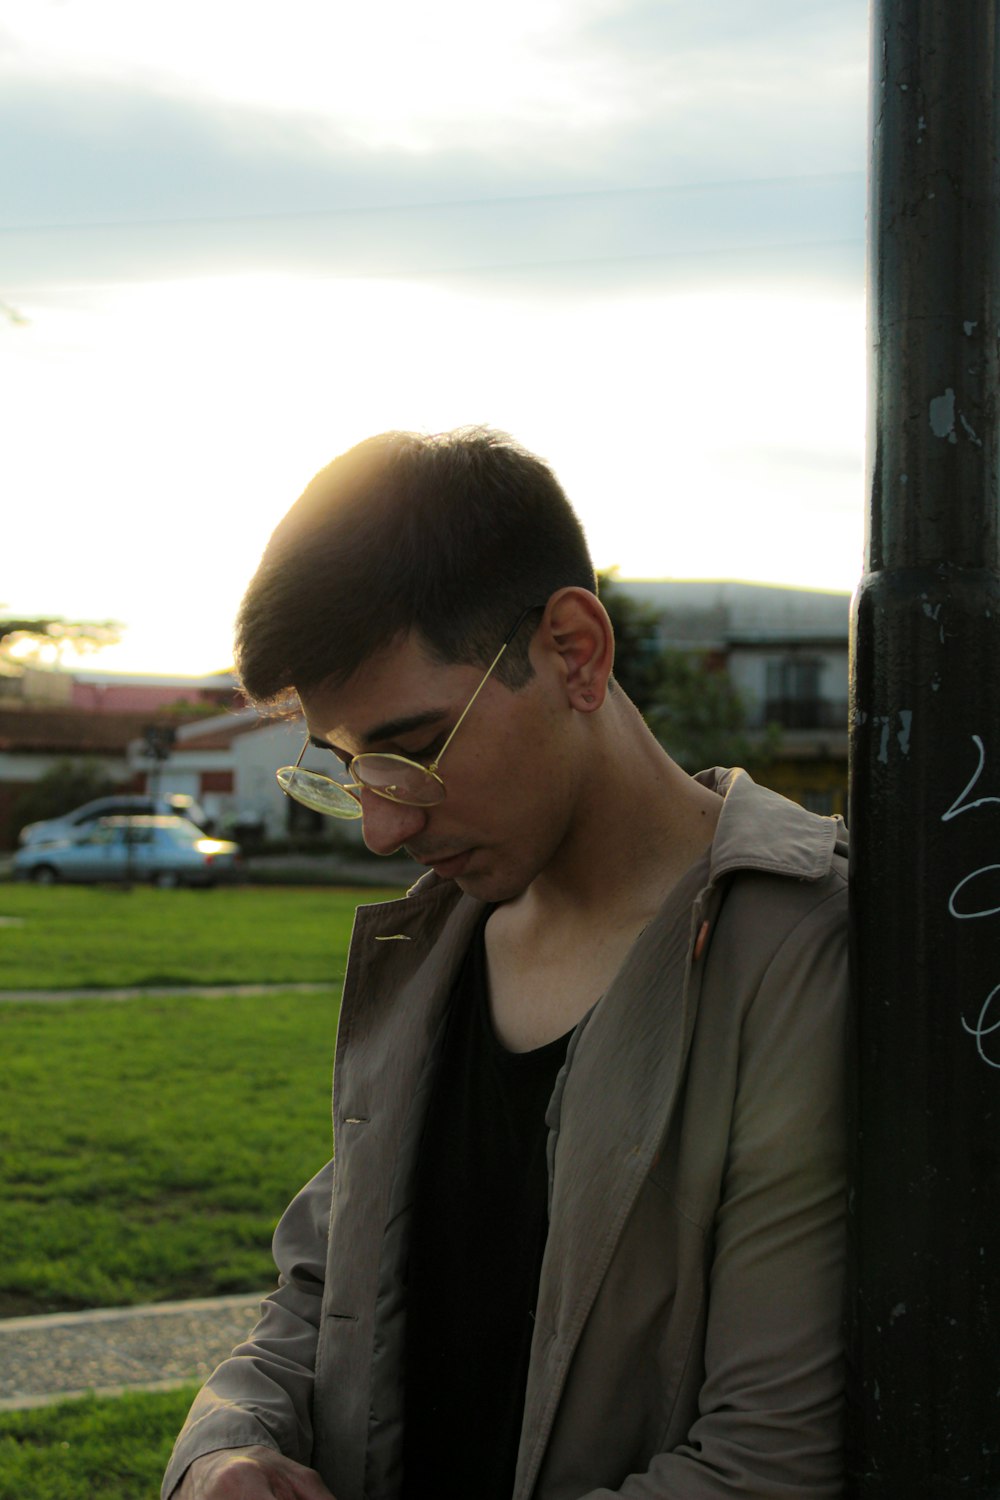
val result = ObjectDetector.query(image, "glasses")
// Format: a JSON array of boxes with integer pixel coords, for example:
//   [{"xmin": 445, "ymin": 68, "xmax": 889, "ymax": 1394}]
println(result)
[{"xmin": 276, "ymin": 609, "xmax": 538, "ymax": 820}]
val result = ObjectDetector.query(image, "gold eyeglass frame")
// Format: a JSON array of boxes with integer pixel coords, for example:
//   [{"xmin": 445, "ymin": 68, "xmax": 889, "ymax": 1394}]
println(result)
[{"xmin": 276, "ymin": 608, "xmax": 538, "ymax": 820}]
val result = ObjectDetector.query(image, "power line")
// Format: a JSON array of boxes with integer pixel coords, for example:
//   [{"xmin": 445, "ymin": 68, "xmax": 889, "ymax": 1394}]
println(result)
[{"xmin": 0, "ymin": 169, "xmax": 863, "ymax": 239}]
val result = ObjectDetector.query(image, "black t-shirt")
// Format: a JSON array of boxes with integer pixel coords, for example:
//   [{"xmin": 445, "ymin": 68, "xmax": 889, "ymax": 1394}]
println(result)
[{"xmin": 401, "ymin": 914, "xmax": 572, "ymax": 1500}]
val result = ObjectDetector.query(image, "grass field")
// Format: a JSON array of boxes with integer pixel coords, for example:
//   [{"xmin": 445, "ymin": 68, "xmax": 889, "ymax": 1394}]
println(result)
[
  {"xmin": 0, "ymin": 882, "xmax": 404, "ymax": 989},
  {"xmin": 0, "ymin": 884, "xmax": 403, "ymax": 1493},
  {"xmin": 1, "ymin": 991, "xmax": 339, "ymax": 1314},
  {"xmin": 0, "ymin": 883, "xmax": 409, "ymax": 1315},
  {"xmin": 0, "ymin": 1387, "xmax": 199, "ymax": 1500}
]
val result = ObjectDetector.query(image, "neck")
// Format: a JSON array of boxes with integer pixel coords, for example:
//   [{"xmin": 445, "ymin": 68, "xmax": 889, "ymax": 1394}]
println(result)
[{"xmin": 518, "ymin": 691, "xmax": 723, "ymax": 926}]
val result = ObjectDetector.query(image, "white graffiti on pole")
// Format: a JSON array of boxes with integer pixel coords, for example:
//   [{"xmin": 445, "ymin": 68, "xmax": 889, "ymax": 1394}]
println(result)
[{"xmin": 942, "ymin": 735, "xmax": 1000, "ymax": 1067}]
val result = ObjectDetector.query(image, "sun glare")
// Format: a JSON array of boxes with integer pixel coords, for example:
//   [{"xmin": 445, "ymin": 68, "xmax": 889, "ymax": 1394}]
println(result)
[
  {"xmin": 0, "ymin": 1, "xmax": 867, "ymax": 674},
  {"xmin": 2, "ymin": 269, "xmax": 863, "ymax": 674}
]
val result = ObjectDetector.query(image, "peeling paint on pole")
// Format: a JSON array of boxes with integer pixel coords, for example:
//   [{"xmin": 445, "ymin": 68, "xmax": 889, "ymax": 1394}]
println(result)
[{"xmin": 929, "ymin": 388, "xmax": 957, "ymax": 441}]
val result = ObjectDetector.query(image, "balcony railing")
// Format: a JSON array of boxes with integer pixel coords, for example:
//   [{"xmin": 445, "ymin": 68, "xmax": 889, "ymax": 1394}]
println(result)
[{"xmin": 763, "ymin": 698, "xmax": 848, "ymax": 731}]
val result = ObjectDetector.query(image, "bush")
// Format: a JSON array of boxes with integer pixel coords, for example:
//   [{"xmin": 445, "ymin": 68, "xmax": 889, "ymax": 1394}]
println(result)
[{"xmin": 9, "ymin": 760, "xmax": 120, "ymax": 842}]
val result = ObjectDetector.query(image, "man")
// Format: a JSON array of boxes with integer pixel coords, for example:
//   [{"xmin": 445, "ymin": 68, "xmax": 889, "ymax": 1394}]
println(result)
[{"xmin": 164, "ymin": 428, "xmax": 847, "ymax": 1500}]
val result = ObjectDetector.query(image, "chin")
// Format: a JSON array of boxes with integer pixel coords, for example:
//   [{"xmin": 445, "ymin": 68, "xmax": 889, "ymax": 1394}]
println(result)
[{"xmin": 453, "ymin": 865, "xmax": 530, "ymax": 905}]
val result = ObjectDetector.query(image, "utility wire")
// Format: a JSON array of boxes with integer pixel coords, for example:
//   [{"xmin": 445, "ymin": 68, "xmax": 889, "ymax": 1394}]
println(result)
[{"xmin": 0, "ymin": 169, "xmax": 864, "ymax": 238}]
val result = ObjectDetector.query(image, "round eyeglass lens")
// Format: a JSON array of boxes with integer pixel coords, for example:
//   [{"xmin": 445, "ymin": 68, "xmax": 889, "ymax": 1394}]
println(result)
[
  {"xmin": 351, "ymin": 753, "xmax": 445, "ymax": 806},
  {"xmin": 276, "ymin": 767, "xmax": 362, "ymax": 819}
]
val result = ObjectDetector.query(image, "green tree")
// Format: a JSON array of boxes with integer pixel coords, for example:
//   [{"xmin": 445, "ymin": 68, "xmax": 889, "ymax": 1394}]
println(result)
[
  {"xmin": 0, "ymin": 615, "xmax": 121, "ymax": 666},
  {"xmin": 598, "ymin": 571, "xmax": 777, "ymax": 773},
  {"xmin": 10, "ymin": 759, "xmax": 119, "ymax": 840},
  {"xmin": 596, "ymin": 571, "xmax": 669, "ymax": 715}
]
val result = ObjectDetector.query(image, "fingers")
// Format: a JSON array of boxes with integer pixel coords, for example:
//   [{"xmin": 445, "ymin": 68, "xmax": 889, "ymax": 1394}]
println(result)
[{"xmin": 176, "ymin": 1445, "xmax": 337, "ymax": 1500}]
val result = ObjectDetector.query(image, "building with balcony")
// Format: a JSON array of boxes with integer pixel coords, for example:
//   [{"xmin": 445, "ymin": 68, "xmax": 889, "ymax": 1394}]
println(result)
[{"xmin": 619, "ymin": 581, "xmax": 851, "ymax": 816}]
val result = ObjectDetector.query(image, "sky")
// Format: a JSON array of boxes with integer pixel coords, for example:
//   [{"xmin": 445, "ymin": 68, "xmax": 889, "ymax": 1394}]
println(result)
[{"xmin": 1, "ymin": 0, "xmax": 870, "ymax": 676}]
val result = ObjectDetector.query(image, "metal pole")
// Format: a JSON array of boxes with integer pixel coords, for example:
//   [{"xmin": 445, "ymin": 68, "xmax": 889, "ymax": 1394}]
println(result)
[{"xmin": 848, "ymin": 1, "xmax": 1000, "ymax": 1493}]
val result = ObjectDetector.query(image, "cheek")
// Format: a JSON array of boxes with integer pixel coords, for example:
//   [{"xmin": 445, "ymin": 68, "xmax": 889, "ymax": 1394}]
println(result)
[{"xmin": 450, "ymin": 685, "xmax": 575, "ymax": 824}]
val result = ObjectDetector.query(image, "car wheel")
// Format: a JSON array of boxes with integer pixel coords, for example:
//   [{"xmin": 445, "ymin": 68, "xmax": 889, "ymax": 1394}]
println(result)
[
  {"xmin": 31, "ymin": 864, "xmax": 58, "ymax": 885},
  {"xmin": 153, "ymin": 871, "xmax": 181, "ymax": 889}
]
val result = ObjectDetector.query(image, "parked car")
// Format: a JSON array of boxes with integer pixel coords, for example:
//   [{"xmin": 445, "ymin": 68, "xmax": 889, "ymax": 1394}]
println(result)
[
  {"xmin": 13, "ymin": 816, "xmax": 241, "ymax": 888},
  {"xmin": 18, "ymin": 793, "xmax": 209, "ymax": 848}
]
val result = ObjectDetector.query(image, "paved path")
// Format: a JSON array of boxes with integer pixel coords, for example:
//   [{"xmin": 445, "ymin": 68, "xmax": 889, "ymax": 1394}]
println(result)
[
  {"xmin": 0, "ymin": 982, "xmax": 333, "ymax": 1004},
  {"xmin": 0, "ymin": 1294, "xmax": 267, "ymax": 1411}
]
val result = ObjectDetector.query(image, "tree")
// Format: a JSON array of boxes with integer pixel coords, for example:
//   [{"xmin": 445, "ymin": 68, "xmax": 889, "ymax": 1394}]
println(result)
[
  {"xmin": 596, "ymin": 571, "xmax": 671, "ymax": 715},
  {"xmin": 9, "ymin": 759, "xmax": 118, "ymax": 839},
  {"xmin": 0, "ymin": 615, "xmax": 122, "ymax": 660},
  {"xmin": 1, "ymin": 298, "xmax": 28, "ymax": 327},
  {"xmin": 598, "ymin": 571, "xmax": 777, "ymax": 773}
]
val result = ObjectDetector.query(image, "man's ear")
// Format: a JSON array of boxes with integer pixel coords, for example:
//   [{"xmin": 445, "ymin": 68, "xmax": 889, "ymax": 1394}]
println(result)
[{"xmin": 536, "ymin": 587, "xmax": 614, "ymax": 712}]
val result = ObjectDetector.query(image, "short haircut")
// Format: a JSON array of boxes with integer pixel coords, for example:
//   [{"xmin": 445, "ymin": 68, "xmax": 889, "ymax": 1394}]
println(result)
[{"xmin": 235, "ymin": 427, "xmax": 597, "ymax": 707}]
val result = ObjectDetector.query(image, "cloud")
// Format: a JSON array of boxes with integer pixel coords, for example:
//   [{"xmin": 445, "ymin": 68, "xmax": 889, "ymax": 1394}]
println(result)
[
  {"xmin": 585, "ymin": 0, "xmax": 864, "ymax": 57},
  {"xmin": 0, "ymin": 56, "xmax": 864, "ymax": 301},
  {"xmin": 575, "ymin": 0, "xmax": 868, "ymax": 180}
]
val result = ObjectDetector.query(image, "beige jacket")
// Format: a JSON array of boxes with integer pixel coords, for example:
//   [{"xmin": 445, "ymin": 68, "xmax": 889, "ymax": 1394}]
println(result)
[{"xmin": 163, "ymin": 769, "xmax": 848, "ymax": 1500}]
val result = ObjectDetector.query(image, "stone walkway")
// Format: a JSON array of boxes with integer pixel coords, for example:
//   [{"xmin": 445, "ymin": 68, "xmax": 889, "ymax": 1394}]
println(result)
[
  {"xmin": 0, "ymin": 1293, "xmax": 267, "ymax": 1411},
  {"xmin": 0, "ymin": 982, "xmax": 332, "ymax": 1004}
]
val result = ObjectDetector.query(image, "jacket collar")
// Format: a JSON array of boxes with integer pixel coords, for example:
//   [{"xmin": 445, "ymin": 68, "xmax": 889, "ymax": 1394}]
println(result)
[
  {"xmin": 369, "ymin": 766, "xmax": 845, "ymax": 939},
  {"xmin": 696, "ymin": 766, "xmax": 846, "ymax": 884}
]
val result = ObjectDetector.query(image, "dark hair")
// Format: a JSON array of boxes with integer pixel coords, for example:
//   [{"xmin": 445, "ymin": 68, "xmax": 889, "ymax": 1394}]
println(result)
[{"xmin": 235, "ymin": 427, "xmax": 597, "ymax": 706}]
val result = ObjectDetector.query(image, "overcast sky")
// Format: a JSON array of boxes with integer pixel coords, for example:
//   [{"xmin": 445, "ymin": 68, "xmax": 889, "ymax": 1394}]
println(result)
[{"xmin": 1, "ymin": 0, "xmax": 869, "ymax": 675}]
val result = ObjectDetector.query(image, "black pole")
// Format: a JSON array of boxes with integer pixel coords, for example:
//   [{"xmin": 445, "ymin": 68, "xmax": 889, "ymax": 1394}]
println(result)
[{"xmin": 847, "ymin": 2, "xmax": 1000, "ymax": 1493}]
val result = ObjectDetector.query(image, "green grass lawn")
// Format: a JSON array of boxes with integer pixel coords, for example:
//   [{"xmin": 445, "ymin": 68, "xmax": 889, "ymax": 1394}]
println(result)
[
  {"xmin": 0, "ymin": 1386, "xmax": 199, "ymax": 1500},
  {"xmin": 0, "ymin": 883, "xmax": 413, "ymax": 1314},
  {"xmin": 0, "ymin": 884, "xmax": 406, "ymax": 1493},
  {"xmin": 0, "ymin": 883, "xmax": 403, "ymax": 990},
  {"xmin": 0, "ymin": 991, "xmax": 342, "ymax": 1315}
]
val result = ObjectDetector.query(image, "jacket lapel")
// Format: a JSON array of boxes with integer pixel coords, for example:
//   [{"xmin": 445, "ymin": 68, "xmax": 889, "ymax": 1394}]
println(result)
[
  {"xmin": 317, "ymin": 878, "xmax": 482, "ymax": 1500},
  {"xmin": 515, "ymin": 857, "xmax": 712, "ymax": 1498}
]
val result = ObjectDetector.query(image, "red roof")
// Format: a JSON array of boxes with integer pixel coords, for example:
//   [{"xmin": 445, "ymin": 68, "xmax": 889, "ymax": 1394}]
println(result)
[{"xmin": 0, "ymin": 707, "xmax": 206, "ymax": 754}]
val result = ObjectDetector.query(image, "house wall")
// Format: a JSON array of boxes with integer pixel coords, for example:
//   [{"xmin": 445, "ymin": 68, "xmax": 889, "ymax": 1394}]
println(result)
[
  {"xmin": 226, "ymin": 722, "xmax": 297, "ymax": 839},
  {"xmin": 229, "ymin": 722, "xmax": 369, "ymax": 844},
  {"xmin": 128, "ymin": 745, "xmax": 245, "ymax": 832}
]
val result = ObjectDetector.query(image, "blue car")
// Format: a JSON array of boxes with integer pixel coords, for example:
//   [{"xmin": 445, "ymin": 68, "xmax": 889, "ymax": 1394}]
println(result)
[{"xmin": 13, "ymin": 816, "xmax": 242, "ymax": 888}]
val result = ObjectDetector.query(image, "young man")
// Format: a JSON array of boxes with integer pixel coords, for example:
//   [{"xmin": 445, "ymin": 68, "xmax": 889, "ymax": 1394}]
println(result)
[{"xmin": 164, "ymin": 429, "xmax": 847, "ymax": 1500}]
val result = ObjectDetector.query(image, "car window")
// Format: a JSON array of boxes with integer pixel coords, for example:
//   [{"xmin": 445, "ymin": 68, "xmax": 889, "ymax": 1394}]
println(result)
[
  {"xmin": 78, "ymin": 803, "xmax": 130, "ymax": 825},
  {"xmin": 81, "ymin": 827, "xmax": 116, "ymax": 846},
  {"xmin": 161, "ymin": 823, "xmax": 198, "ymax": 844}
]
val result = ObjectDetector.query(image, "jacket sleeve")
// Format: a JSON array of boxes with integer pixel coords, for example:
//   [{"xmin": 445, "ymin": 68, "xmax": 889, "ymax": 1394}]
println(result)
[
  {"xmin": 590, "ymin": 885, "xmax": 848, "ymax": 1499},
  {"xmin": 160, "ymin": 1158, "xmax": 333, "ymax": 1500}
]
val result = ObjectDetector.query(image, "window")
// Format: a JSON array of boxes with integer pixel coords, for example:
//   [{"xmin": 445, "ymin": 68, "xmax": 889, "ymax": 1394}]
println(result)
[{"xmin": 765, "ymin": 657, "xmax": 828, "ymax": 729}]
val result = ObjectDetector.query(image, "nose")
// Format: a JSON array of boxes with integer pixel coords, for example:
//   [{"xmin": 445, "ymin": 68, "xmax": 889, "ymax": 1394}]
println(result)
[{"xmin": 358, "ymin": 788, "xmax": 429, "ymax": 857}]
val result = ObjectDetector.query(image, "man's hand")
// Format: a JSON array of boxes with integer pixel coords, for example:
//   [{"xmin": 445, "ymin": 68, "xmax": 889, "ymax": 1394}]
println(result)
[{"xmin": 174, "ymin": 1446, "xmax": 336, "ymax": 1499}]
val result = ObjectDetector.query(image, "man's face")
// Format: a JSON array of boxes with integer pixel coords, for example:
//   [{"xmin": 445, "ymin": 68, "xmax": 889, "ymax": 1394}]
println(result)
[{"xmin": 298, "ymin": 631, "xmax": 581, "ymax": 903}]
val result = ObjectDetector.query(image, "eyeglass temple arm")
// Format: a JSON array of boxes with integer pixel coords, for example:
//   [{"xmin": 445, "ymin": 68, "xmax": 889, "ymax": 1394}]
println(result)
[
  {"xmin": 427, "ymin": 606, "xmax": 537, "ymax": 775},
  {"xmin": 289, "ymin": 604, "xmax": 538, "ymax": 784}
]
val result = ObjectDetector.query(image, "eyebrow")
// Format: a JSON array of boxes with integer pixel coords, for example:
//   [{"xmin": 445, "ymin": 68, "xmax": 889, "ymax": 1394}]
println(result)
[{"xmin": 309, "ymin": 707, "xmax": 448, "ymax": 760}]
